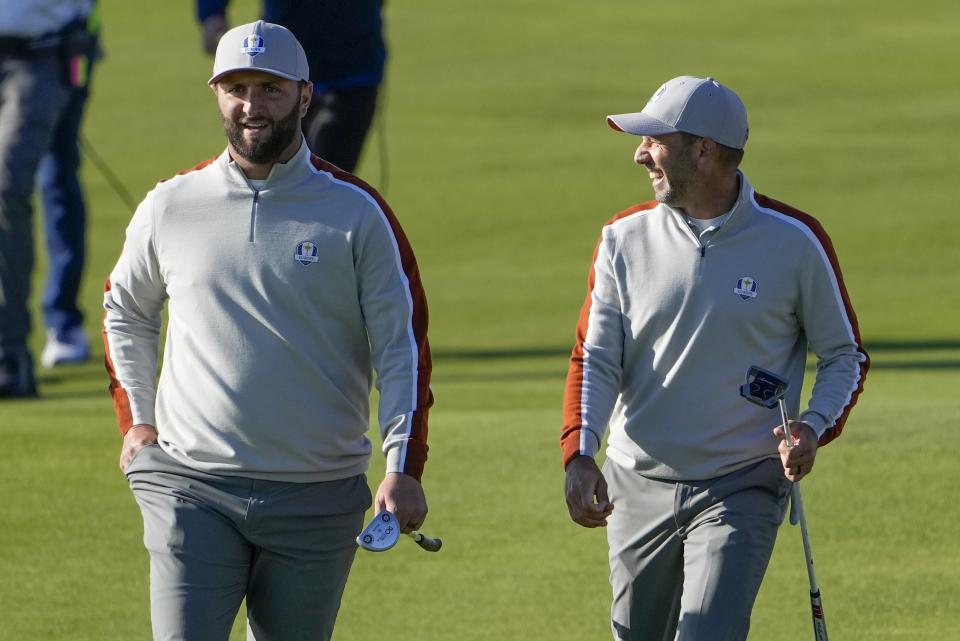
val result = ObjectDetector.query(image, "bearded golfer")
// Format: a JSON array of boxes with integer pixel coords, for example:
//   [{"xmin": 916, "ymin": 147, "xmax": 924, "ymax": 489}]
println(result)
[
  {"xmin": 104, "ymin": 22, "xmax": 432, "ymax": 641},
  {"xmin": 561, "ymin": 76, "xmax": 869, "ymax": 640}
]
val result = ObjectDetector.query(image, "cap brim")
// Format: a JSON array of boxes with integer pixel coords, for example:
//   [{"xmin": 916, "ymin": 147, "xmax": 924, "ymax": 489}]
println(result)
[
  {"xmin": 606, "ymin": 112, "xmax": 678, "ymax": 137},
  {"xmin": 208, "ymin": 66, "xmax": 304, "ymax": 85}
]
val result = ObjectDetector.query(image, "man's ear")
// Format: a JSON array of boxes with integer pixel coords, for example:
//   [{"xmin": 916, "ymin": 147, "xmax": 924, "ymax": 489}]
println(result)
[
  {"xmin": 696, "ymin": 137, "xmax": 719, "ymax": 165},
  {"xmin": 300, "ymin": 81, "xmax": 313, "ymax": 116}
]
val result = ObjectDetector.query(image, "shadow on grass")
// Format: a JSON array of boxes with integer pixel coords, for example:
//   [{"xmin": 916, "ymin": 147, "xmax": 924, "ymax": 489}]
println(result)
[
  {"xmin": 437, "ymin": 370, "xmax": 565, "ymax": 383},
  {"xmin": 33, "ymin": 359, "xmax": 108, "ymax": 401},
  {"xmin": 434, "ymin": 346, "xmax": 570, "ymax": 360},
  {"xmin": 27, "ymin": 339, "xmax": 960, "ymax": 400},
  {"xmin": 864, "ymin": 339, "xmax": 960, "ymax": 351},
  {"xmin": 432, "ymin": 339, "xmax": 960, "ymax": 371},
  {"xmin": 34, "ymin": 388, "xmax": 108, "ymax": 400}
]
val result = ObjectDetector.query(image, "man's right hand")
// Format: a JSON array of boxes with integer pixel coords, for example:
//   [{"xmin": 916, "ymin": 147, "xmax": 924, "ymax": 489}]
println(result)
[
  {"xmin": 201, "ymin": 14, "xmax": 229, "ymax": 55},
  {"xmin": 120, "ymin": 424, "xmax": 158, "ymax": 472},
  {"xmin": 564, "ymin": 456, "xmax": 614, "ymax": 528}
]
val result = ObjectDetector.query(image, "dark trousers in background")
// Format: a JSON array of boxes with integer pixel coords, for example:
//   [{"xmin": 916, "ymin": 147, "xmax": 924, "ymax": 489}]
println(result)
[
  {"xmin": 0, "ymin": 53, "xmax": 69, "ymax": 389},
  {"xmin": 38, "ymin": 59, "xmax": 94, "ymax": 336},
  {"xmin": 302, "ymin": 84, "xmax": 379, "ymax": 174}
]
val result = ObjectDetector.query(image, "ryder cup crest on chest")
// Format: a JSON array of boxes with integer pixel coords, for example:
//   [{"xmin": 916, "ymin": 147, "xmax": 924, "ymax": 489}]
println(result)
[
  {"xmin": 734, "ymin": 276, "xmax": 758, "ymax": 300},
  {"xmin": 295, "ymin": 240, "xmax": 319, "ymax": 266}
]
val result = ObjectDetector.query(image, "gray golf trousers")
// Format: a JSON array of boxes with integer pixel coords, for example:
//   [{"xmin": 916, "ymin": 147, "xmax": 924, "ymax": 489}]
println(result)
[
  {"xmin": 604, "ymin": 457, "xmax": 790, "ymax": 641},
  {"xmin": 0, "ymin": 52, "xmax": 69, "ymax": 353},
  {"xmin": 126, "ymin": 444, "xmax": 371, "ymax": 641}
]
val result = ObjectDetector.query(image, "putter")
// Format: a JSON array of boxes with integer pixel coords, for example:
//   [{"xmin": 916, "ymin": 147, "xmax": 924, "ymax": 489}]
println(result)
[
  {"xmin": 356, "ymin": 510, "xmax": 442, "ymax": 553},
  {"xmin": 740, "ymin": 366, "xmax": 829, "ymax": 641}
]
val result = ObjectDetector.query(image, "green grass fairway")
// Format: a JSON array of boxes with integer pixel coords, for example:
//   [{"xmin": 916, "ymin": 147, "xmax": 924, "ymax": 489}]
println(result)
[{"xmin": 2, "ymin": 1, "xmax": 959, "ymax": 639}]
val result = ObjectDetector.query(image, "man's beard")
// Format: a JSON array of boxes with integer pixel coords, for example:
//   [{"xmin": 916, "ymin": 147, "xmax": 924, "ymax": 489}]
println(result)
[
  {"xmin": 222, "ymin": 101, "xmax": 301, "ymax": 165},
  {"xmin": 655, "ymin": 146, "xmax": 697, "ymax": 207}
]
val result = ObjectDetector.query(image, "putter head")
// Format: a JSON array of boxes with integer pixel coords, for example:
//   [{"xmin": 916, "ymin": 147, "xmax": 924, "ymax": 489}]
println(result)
[
  {"xmin": 739, "ymin": 366, "xmax": 789, "ymax": 409},
  {"xmin": 356, "ymin": 510, "xmax": 400, "ymax": 552}
]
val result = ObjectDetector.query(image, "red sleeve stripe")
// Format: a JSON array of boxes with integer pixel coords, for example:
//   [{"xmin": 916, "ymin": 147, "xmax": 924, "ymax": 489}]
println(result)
[
  {"xmin": 561, "ymin": 202, "xmax": 658, "ymax": 466},
  {"xmin": 160, "ymin": 155, "xmax": 219, "ymax": 183},
  {"xmin": 309, "ymin": 156, "xmax": 433, "ymax": 479},
  {"xmin": 102, "ymin": 277, "xmax": 134, "ymax": 436},
  {"xmin": 104, "ymin": 154, "xmax": 214, "ymax": 436},
  {"xmin": 753, "ymin": 193, "xmax": 870, "ymax": 446}
]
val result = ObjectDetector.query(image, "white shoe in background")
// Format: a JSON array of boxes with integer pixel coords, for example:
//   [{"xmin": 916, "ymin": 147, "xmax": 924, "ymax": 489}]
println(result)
[{"xmin": 41, "ymin": 327, "xmax": 90, "ymax": 368}]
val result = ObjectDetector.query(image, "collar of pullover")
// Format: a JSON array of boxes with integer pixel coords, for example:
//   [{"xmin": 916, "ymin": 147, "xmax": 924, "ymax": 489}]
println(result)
[
  {"xmin": 667, "ymin": 171, "xmax": 756, "ymax": 241},
  {"xmin": 220, "ymin": 137, "xmax": 313, "ymax": 192}
]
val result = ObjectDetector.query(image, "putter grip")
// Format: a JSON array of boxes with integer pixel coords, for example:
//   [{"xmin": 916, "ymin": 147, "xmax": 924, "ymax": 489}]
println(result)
[{"xmin": 409, "ymin": 531, "xmax": 442, "ymax": 552}]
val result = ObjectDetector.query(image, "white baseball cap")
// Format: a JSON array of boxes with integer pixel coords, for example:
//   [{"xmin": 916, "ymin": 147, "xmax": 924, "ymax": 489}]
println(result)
[
  {"xmin": 607, "ymin": 76, "xmax": 749, "ymax": 150},
  {"xmin": 209, "ymin": 20, "xmax": 309, "ymax": 85}
]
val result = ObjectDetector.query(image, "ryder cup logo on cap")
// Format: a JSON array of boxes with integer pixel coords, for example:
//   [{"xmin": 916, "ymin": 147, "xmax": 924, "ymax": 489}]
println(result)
[
  {"xmin": 295, "ymin": 241, "xmax": 319, "ymax": 266},
  {"xmin": 649, "ymin": 82, "xmax": 668, "ymax": 103},
  {"xmin": 606, "ymin": 76, "xmax": 749, "ymax": 150},
  {"xmin": 240, "ymin": 34, "xmax": 265, "ymax": 56},
  {"xmin": 734, "ymin": 276, "xmax": 758, "ymax": 300},
  {"xmin": 209, "ymin": 20, "xmax": 310, "ymax": 84}
]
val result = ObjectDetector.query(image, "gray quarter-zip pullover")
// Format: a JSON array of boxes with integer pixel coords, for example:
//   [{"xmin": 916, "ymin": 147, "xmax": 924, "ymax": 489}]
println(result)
[
  {"xmin": 562, "ymin": 174, "xmax": 868, "ymax": 480},
  {"xmin": 105, "ymin": 141, "xmax": 432, "ymax": 482}
]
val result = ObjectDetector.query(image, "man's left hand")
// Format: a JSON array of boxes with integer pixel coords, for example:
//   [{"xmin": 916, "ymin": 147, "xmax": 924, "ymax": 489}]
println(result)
[
  {"xmin": 375, "ymin": 472, "xmax": 428, "ymax": 533},
  {"xmin": 773, "ymin": 420, "xmax": 818, "ymax": 482}
]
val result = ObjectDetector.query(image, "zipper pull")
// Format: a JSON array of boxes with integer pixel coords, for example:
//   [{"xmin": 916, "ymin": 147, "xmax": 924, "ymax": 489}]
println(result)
[{"xmin": 249, "ymin": 190, "xmax": 260, "ymax": 243}]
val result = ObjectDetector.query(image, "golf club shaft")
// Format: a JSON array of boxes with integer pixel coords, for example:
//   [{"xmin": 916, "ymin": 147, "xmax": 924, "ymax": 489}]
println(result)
[
  {"xmin": 407, "ymin": 530, "xmax": 442, "ymax": 552},
  {"xmin": 778, "ymin": 397, "xmax": 829, "ymax": 640},
  {"xmin": 791, "ymin": 484, "xmax": 829, "ymax": 640},
  {"xmin": 777, "ymin": 398, "xmax": 794, "ymax": 445},
  {"xmin": 790, "ymin": 486, "xmax": 819, "ymax": 592}
]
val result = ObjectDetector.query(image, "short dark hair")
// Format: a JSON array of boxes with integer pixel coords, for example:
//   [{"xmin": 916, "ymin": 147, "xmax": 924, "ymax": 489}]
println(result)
[
  {"xmin": 677, "ymin": 133, "xmax": 744, "ymax": 168},
  {"xmin": 717, "ymin": 143, "xmax": 744, "ymax": 168}
]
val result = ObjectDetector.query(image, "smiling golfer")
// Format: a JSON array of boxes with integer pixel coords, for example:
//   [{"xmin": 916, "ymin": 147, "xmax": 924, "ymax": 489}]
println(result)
[
  {"xmin": 104, "ymin": 22, "xmax": 432, "ymax": 641},
  {"xmin": 561, "ymin": 76, "xmax": 869, "ymax": 640}
]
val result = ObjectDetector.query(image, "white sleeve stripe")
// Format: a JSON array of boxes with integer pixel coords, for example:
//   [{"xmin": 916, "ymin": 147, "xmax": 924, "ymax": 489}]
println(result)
[
  {"xmin": 754, "ymin": 192, "xmax": 868, "ymax": 424},
  {"xmin": 310, "ymin": 164, "xmax": 420, "ymax": 460},
  {"xmin": 753, "ymin": 196, "xmax": 859, "ymax": 347},
  {"xmin": 580, "ymin": 348, "xmax": 592, "ymax": 453},
  {"xmin": 578, "ymin": 249, "xmax": 608, "ymax": 455}
]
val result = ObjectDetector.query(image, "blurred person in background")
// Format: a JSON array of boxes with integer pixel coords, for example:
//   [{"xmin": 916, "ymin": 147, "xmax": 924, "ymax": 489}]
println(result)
[
  {"xmin": 0, "ymin": 0, "xmax": 94, "ymax": 398},
  {"xmin": 38, "ymin": 1, "xmax": 101, "ymax": 368},
  {"xmin": 197, "ymin": 0, "xmax": 385, "ymax": 173}
]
